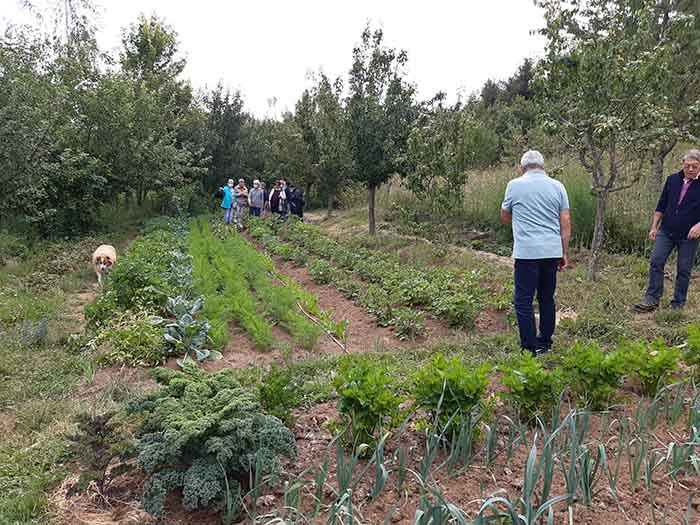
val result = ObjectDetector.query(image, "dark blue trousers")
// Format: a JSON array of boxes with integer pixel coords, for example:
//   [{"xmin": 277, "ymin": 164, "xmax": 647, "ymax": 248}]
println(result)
[
  {"xmin": 514, "ymin": 258, "xmax": 559, "ymax": 351},
  {"xmin": 645, "ymin": 229, "xmax": 698, "ymax": 307}
]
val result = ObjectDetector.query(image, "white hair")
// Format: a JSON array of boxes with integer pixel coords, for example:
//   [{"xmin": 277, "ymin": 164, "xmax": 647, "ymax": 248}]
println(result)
[
  {"xmin": 682, "ymin": 149, "xmax": 700, "ymax": 163},
  {"xmin": 520, "ymin": 150, "xmax": 545, "ymax": 169}
]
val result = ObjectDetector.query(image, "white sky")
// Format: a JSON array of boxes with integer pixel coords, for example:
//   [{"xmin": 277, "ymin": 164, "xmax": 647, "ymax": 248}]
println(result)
[{"xmin": 2, "ymin": 0, "xmax": 546, "ymax": 118}]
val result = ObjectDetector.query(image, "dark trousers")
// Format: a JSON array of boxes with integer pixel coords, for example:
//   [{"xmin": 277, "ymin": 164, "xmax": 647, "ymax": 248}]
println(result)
[
  {"xmin": 645, "ymin": 229, "xmax": 698, "ymax": 307},
  {"xmin": 249, "ymin": 207, "xmax": 261, "ymax": 217},
  {"xmin": 514, "ymin": 258, "xmax": 559, "ymax": 351}
]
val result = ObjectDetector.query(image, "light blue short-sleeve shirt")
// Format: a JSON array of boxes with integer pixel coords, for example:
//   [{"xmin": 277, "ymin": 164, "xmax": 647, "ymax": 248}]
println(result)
[{"xmin": 501, "ymin": 170, "xmax": 570, "ymax": 260}]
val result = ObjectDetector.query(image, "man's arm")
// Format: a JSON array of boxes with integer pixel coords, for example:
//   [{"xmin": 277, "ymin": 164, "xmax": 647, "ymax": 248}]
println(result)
[
  {"xmin": 649, "ymin": 211, "xmax": 664, "ymax": 240},
  {"xmin": 559, "ymin": 210, "xmax": 571, "ymax": 269},
  {"xmin": 500, "ymin": 182, "xmax": 513, "ymax": 224},
  {"xmin": 500, "ymin": 209, "xmax": 512, "ymax": 224}
]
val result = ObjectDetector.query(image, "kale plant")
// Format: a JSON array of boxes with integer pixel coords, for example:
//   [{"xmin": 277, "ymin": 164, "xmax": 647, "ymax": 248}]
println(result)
[{"xmin": 129, "ymin": 363, "xmax": 296, "ymax": 517}]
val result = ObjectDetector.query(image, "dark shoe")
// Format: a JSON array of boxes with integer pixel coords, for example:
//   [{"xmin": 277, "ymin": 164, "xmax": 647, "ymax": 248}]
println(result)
[
  {"xmin": 536, "ymin": 346, "xmax": 551, "ymax": 356},
  {"xmin": 632, "ymin": 301, "xmax": 658, "ymax": 313},
  {"xmin": 671, "ymin": 303, "xmax": 684, "ymax": 311}
]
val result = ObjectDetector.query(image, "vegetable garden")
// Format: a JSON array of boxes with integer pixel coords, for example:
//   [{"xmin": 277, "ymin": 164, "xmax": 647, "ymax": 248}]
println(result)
[{"xmin": 3, "ymin": 213, "xmax": 700, "ymax": 524}]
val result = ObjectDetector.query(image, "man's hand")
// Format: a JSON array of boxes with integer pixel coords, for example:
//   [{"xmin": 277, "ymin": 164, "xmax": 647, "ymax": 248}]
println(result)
[
  {"xmin": 558, "ymin": 255, "xmax": 569, "ymax": 271},
  {"xmin": 688, "ymin": 224, "xmax": 700, "ymax": 240},
  {"xmin": 649, "ymin": 227, "xmax": 658, "ymax": 241}
]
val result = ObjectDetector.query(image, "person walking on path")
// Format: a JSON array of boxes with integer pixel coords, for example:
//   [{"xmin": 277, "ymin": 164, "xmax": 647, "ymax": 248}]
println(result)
[
  {"xmin": 501, "ymin": 150, "xmax": 571, "ymax": 356},
  {"xmin": 220, "ymin": 179, "xmax": 235, "ymax": 225},
  {"xmin": 633, "ymin": 149, "xmax": 700, "ymax": 312},
  {"xmin": 249, "ymin": 180, "xmax": 264, "ymax": 217},
  {"xmin": 233, "ymin": 178, "xmax": 249, "ymax": 229}
]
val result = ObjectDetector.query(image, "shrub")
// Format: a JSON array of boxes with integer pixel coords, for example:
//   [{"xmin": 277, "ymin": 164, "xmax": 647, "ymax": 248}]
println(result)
[
  {"xmin": 128, "ymin": 363, "xmax": 296, "ymax": 517},
  {"xmin": 561, "ymin": 342, "xmax": 625, "ymax": 409},
  {"xmin": 336, "ymin": 276, "xmax": 361, "ymax": 299},
  {"xmin": 308, "ymin": 258, "xmax": 336, "ymax": 285},
  {"xmin": 413, "ymin": 354, "xmax": 489, "ymax": 434},
  {"xmin": 501, "ymin": 353, "xmax": 563, "ymax": 422},
  {"xmin": 84, "ymin": 290, "xmax": 118, "ymax": 328},
  {"xmin": 108, "ymin": 230, "xmax": 186, "ymax": 311},
  {"xmin": 617, "ymin": 339, "xmax": 680, "ymax": 396},
  {"xmin": 431, "ymin": 292, "xmax": 478, "ymax": 328},
  {"xmin": 259, "ymin": 365, "xmax": 303, "ymax": 425},
  {"xmin": 333, "ymin": 356, "xmax": 402, "ymax": 446},
  {"xmin": 67, "ymin": 411, "xmax": 133, "ymax": 495},
  {"xmin": 0, "ymin": 231, "xmax": 29, "ymax": 262},
  {"xmin": 391, "ymin": 307, "xmax": 426, "ymax": 340},
  {"xmin": 683, "ymin": 324, "xmax": 700, "ymax": 370},
  {"xmin": 97, "ymin": 313, "xmax": 167, "ymax": 367},
  {"xmin": 360, "ymin": 284, "xmax": 394, "ymax": 326}
]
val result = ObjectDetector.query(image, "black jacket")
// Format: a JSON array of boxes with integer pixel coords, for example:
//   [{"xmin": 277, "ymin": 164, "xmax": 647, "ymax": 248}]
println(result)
[{"xmin": 656, "ymin": 170, "xmax": 700, "ymax": 240}]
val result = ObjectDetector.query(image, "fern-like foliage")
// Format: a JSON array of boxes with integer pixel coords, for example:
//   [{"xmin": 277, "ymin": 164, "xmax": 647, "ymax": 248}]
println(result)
[{"xmin": 128, "ymin": 362, "xmax": 296, "ymax": 517}]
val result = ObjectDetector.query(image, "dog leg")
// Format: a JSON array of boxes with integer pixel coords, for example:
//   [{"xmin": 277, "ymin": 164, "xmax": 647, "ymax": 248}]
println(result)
[{"xmin": 97, "ymin": 271, "xmax": 102, "ymax": 286}]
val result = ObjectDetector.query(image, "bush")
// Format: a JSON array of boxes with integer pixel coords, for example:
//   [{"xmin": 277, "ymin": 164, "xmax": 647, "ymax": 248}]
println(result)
[
  {"xmin": 561, "ymin": 342, "xmax": 625, "ymax": 409},
  {"xmin": 617, "ymin": 339, "xmax": 680, "ymax": 396},
  {"xmin": 683, "ymin": 324, "xmax": 700, "ymax": 370},
  {"xmin": 391, "ymin": 307, "xmax": 426, "ymax": 340},
  {"xmin": 501, "ymin": 353, "xmax": 563, "ymax": 421},
  {"xmin": 413, "ymin": 354, "xmax": 489, "ymax": 434},
  {"xmin": 259, "ymin": 365, "xmax": 303, "ymax": 425},
  {"xmin": 0, "ymin": 231, "xmax": 29, "ymax": 262},
  {"xmin": 96, "ymin": 313, "xmax": 167, "ymax": 367},
  {"xmin": 85, "ymin": 290, "xmax": 119, "ymax": 328},
  {"xmin": 108, "ymin": 230, "xmax": 187, "ymax": 311},
  {"xmin": 431, "ymin": 292, "xmax": 478, "ymax": 328},
  {"xmin": 333, "ymin": 356, "xmax": 402, "ymax": 446},
  {"xmin": 128, "ymin": 363, "xmax": 296, "ymax": 517},
  {"xmin": 308, "ymin": 258, "xmax": 336, "ymax": 285},
  {"xmin": 67, "ymin": 411, "xmax": 133, "ymax": 495}
]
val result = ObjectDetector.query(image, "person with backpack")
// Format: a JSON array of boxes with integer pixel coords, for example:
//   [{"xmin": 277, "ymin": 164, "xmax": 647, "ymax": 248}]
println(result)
[
  {"xmin": 248, "ymin": 180, "xmax": 264, "ymax": 217},
  {"xmin": 219, "ymin": 179, "xmax": 235, "ymax": 224}
]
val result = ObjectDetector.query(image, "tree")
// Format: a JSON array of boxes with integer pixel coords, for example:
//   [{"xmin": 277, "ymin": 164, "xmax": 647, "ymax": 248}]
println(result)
[
  {"xmin": 202, "ymin": 85, "xmax": 245, "ymax": 191},
  {"xmin": 537, "ymin": 0, "xmax": 684, "ymax": 279},
  {"xmin": 406, "ymin": 96, "xmax": 468, "ymax": 194},
  {"xmin": 347, "ymin": 26, "xmax": 416, "ymax": 235},
  {"xmin": 312, "ymin": 74, "xmax": 351, "ymax": 217},
  {"xmin": 120, "ymin": 14, "xmax": 185, "ymax": 85},
  {"xmin": 294, "ymin": 88, "xmax": 320, "ymax": 197}
]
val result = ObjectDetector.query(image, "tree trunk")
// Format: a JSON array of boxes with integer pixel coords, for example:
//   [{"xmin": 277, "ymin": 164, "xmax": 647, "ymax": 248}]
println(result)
[
  {"xmin": 587, "ymin": 191, "xmax": 608, "ymax": 280},
  {"xmin": 326, "ymin": 190, "xmax": 334, "ymax": 219},
  {"xmin": 648, "ymin": 140, "xmax": 676, "ymax": 194},
  {"xmin": 368, "ymin": 184, "xmax": 376, "ymax": 235}
]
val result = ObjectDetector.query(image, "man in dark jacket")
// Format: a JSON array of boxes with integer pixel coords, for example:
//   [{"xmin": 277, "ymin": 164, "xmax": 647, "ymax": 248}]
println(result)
[
  {"xmin": 287, "ymin": 182, "xmax": 305, "ymax": 218},
  {"xmin": 634, "ymin": 150, "xmax": 700, "ymax": 312}
]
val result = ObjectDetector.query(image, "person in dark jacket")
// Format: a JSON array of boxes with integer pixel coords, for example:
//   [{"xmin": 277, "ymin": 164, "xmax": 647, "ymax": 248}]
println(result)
[
  {"xmin": 287, "ymin": 182, "xmax": 305, "ymax": 218},
  {"xmin": 634, "ymin": 149, "xmax": 700, "ymax": 312}
]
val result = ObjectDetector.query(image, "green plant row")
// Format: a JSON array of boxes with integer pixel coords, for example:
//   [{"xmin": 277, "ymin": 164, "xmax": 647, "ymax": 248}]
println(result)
[
  {"xmin": 82, "ymin": 217, "xmax": 220, "ymax": 367},
  {"xmin": 254, "ymin": 218, "xmax": 486, "ymax": 328},
  {"xmin": 249, "ymin": 219, "xmax": 429, "ymax": 339},
  {"xmin": 191, "ymin": 218, "xmax": 340, "ymax": 351},
  {"xmin": 327, "ymin": 334, "xmax": 698, "ymax": 447}
]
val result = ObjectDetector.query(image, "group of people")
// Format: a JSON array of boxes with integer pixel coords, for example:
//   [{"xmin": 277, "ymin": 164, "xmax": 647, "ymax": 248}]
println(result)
[
  {"xmin": 502, "ymin": 148, "xmax": 700, "ymax": 357},
  {"xmin": 219, "ymin": 178, "xmax": 305, "ymax": 228}
]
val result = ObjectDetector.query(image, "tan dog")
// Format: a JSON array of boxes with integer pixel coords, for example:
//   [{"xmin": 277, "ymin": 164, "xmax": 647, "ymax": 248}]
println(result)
[{"xmin": 92, "ymin": 244, "xmax": 117, "ymax": 286}]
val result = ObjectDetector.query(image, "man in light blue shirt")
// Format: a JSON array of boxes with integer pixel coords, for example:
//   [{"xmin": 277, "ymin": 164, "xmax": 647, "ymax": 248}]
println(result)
[{"xmin": 501, "ymin": 150, "xmax": 571, "ymax": 356}]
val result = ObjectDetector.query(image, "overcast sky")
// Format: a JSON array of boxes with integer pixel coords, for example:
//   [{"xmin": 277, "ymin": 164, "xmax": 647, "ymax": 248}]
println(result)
[{"xmin": 3, "ymin": 0, "xmax": 546, "ymax": 117}]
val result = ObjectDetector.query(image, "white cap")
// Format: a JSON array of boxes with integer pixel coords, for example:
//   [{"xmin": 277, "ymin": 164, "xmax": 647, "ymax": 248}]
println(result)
[
  {"xmin": 253, "ymin": 179, "xmax": 260, "ymax": 185},
  {"xmin": 520, "ymin": 150, "xmax": 545, "ymax": 168}
]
